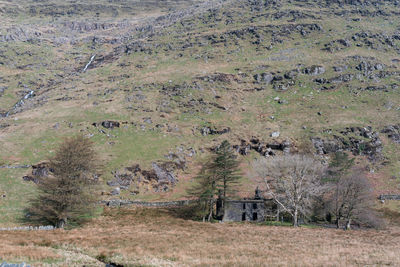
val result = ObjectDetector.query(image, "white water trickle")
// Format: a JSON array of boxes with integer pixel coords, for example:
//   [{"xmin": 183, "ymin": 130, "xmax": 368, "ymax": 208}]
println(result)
[
  {"xmin": 83, "ymin": 54, "xmax": 96, "ymax": 72},
  {"xmin": 4, "ymin": 90, "xmax": 35, "ymax": 117}
]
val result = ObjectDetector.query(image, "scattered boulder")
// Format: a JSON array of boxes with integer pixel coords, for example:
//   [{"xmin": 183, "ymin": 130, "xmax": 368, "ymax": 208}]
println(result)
[
  {"xmin": 266, "ymin": 140, "xmax": 291, "ymax": 153},
  {"xmin": 143, "ymin": 117, "xmax": 152, "ymax": 124},
  {"xmin": 329, "ymin": 74, "xmax": 354, "ymax": 83},
  {"xmin": 303, "ymin": 65, "xmax": 325, "ymax": 76},
  {"xmin": 333, "ymin": 65, "xmax": 348, "ymax": 72},
  {"xmin": 92, "ymin": 121, "xmax": 120, "ymax": 129},
  {"xmin": 32, "ymin": 162, "xmax": 51, "ymax": 178},
  {"xmin": 22, "ymin": 175, "xmax": 40, "ymax": 184},
  {"xmin": 111, "ymin": 187, "xmax": 121, "ymax": 195},
  {"xmin": 381, "ymin": 125, "xmax": 400, "ymax": 143},
  {"xmin": 200, "ymin": 126, "xmax": 231, "ymax": 136},
  {"xmin": 271, "ymin": 131, "xmax": 280, "ymax": 138},
  {"xmin": 22, "ymin": 162, "xmax": 51, "ymax": 184},
  {"xmin": 101, "ymin": 121, "xmax": 120, "ymax": 129},
  {"xmin": 284, "ymin": 69, "xmax": 299, "ymax": 79},
  {"xmin": 253, "ymin": 73, "xmax": 274, "ymax": 84}
]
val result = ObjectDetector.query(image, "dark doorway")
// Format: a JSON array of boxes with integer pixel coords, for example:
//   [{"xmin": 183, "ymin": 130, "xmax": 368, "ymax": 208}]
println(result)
[
  {"xmin": 242, "ymin": 212, "xmax": 246, "ymax": 221},
  {"xmin": 253, "ymin": 212, "xmax": 258, "ymax": 221}
]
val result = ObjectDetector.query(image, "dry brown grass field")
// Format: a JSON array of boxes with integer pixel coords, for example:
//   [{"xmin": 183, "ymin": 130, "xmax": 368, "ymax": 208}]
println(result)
[{"xmin": 1, "ymin": 207, "xmax": 400, "ymax": 267}]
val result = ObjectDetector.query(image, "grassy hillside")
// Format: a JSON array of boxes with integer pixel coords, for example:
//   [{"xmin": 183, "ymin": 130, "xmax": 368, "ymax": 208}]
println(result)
[{"xmin": 0, "ymin": 0, "xmax": 400, "ymax": 225}]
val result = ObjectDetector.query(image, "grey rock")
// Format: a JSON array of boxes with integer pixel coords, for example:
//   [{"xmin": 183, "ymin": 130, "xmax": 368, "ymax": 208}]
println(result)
[
  {"xmin": 333, "ymin": 65, "xmax": 348, "ymax": 72},
  {"xmin": 303, "ymin": 65, "xmax": 325, "ymax": 76},
  {"xmin": 101, "ymin": 121, "xmax": 120, "ymax": 129},
  {"xmin": 330, "ymin": 74, "xmax": 354, "ymax": 83},
  {"xmin": 143, "ymin": 117, "xmax": 152, "ymax": 124},
  {"xmin": 53, "ymin": 123, "xmax": 60, "ymax": 129},
  {"xmin": 107, "ymin": 172, "xmax": 133, "ymax": 188},
  {"xmin": 271, "ymin": 131, "xmax": 280, "ymax": 138},
  {"xmin": 381, "ymin": 125, "xmax": 400, "ymax": 143},
  {"xmin": 200, "ymin": 126, "xmax": 230, "ymax": 136},
  {"xmin": 284, "ymin": 69, "xmax": 299, "ymax": 79},
  {"xmin": 111, "ymin": 187, "xmax": 121, "ymax": 195},
  {"xmin": 312, "ymin": 126, "xmax": 383, "ymax": 161},
  {"xmin": 152, "ymin": 162, "xmax": 177, "ymax": 185},
  {"xmin": 254, "ymin": 73, "xmax": 274, "ymax": 84}
]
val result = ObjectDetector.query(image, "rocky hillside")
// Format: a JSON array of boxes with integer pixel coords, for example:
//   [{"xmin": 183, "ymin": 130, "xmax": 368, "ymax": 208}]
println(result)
[{"xmin": 0, "ymin": 0, "xmax": 400, "ymax": 224}]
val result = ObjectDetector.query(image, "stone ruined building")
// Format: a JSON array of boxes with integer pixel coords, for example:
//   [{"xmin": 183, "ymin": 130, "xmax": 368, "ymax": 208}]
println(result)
[{"xmin": 217, "ymin": 188, "xmax": 277, "ymax": 222}]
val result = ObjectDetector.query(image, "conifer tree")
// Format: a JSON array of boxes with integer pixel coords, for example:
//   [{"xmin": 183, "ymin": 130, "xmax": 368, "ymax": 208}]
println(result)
[
  {"xmin": 188, "ymin": 140, "xmax": 242, "ymax": 220},
  {"xmin": 327, "ymin": 152, "xmax": 355, "ymax": 228},
  {"xmin": 187, "ymin": 161, "xmax": 218, "ymax": 222},
  {"xmin": 214, "ymin": 140, "xmax": 242, "ymax": 214}
]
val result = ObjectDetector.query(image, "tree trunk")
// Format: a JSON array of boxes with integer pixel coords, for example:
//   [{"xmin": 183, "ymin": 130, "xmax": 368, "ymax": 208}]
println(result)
[
  {"xmin": 336, "ymin": 218, "xmax": 340, "ymax": 229},
  {"xmin": 345, "ymin": 218, "xmax": 351, "ymax": 230},
  {"xmin": 57, "ymin": 218, "xmax": 66, "ymax": 228},
  {"xmin": 202, "ymin": 200, "xmax": 207, "ymax": 222},
  {"xmin": 293, "ymin": 208, "xmax": 299, "ymax": 227},
  {"xmin": 207, "ymin": 199, "xmax": 213, "ymax": 222},
  {"xmin": 222, "ymin": 179, "xmax": 227, "ymax": 216},
  {"xmin": 276, "ymin": 207, "xmax": 280, "ymax": 222}
]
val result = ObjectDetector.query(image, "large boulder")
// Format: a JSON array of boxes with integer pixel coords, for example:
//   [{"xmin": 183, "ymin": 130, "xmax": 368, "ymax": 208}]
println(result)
[
  {"xmin": 101, "ymin": 121, "xmax": 120, "ymax": 129},
  {"xmin": 253, "ymin": 73, "xmax": 274, "ymax": 84}
]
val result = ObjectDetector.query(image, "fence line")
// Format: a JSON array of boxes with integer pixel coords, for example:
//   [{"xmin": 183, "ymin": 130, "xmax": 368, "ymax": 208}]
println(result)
[
  {"xmin": 0, "ymin": 165, "xmax": 31, "ymax": 169},
  {"xmin": 102, "ymin": 199, "xmax": 199, "ymax": 207},
  {"xmin": 378, "ymin": 195, "xmax": 400, "ymax": 200},
  {"xmin": 0, "ymin": 262, "xmax": 31, "ymax": 267},
  {"xmin": 0, "ymin": 225, "xmax": 54, "ymax": 231}
]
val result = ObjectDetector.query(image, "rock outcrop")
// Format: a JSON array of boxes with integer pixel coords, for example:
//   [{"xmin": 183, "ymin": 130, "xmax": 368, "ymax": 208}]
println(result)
[
  {"xmin": 234, "ymin": 137, "xmax": 291, "ymax": 156},
  {"xmin": 381, "ymin": 125, "xmax": 400, "ymax": 143},
  {"xmin": 312, "ymin": 126, "xmax": 383, "ymax": 161},
  {"xmin": 22, "ymin": 162, "xmax": 51, "ymax": 184},
  {"xmin": 108, "ymin": 158, "xmax": 184, "ymax": 194}
]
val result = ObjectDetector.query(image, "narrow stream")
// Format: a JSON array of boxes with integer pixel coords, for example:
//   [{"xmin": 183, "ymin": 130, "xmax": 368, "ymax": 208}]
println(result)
[{"xmin": 1, "ymin": 90, "xmax": 35, "ymax": 118}]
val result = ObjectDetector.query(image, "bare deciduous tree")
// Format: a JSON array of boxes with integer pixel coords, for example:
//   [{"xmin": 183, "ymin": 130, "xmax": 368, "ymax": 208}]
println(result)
[
  {"xmin": 26, "ymin": 135, "xmax": 100, "ymax": 228},
  {"xmin": 253, "ymin": 154, "xmax": 326, "ymax": 227},
  {"xmin": 326, "ymin": 168, "xmax": 380, "ymax": 230}
]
